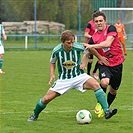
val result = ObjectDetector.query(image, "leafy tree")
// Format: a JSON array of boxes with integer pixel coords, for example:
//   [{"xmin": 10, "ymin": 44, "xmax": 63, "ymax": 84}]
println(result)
[{"xmin": 0, "ymin": 0, "xmax": 93, "ymax": 31}]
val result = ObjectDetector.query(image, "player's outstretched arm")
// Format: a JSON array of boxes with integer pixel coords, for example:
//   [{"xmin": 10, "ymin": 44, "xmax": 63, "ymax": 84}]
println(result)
[
  {"xmin": 3, "ymin": 34, "xmax": 7, "ymax": 41},
  {"xmin": 48, "ymin": 63, "xmax": 56, "ymax": 85},
  {"xmin": 80, "ymin": 53, "xmax": 90, "ymax": 70}
]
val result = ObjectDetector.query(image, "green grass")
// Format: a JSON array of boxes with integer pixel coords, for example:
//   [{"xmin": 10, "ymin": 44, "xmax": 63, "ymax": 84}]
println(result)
[{"xmin": 0, "ymin": 50, "xmax": 132, "ymax": 133}]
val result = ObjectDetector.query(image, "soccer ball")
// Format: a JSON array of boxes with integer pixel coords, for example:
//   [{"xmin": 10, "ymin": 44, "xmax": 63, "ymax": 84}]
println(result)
[{"xmin": 76, "ymin": 110, "xmax": 92, "ymax": 124}]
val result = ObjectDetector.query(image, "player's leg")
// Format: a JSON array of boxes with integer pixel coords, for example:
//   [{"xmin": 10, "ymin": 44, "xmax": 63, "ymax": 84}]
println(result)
[
  {"xmin": 99, "ymin": 64, "xmax": 111, "ymax": 93},
  {"xmin": 92, "ymin": 61, "xmax": 99, "ymax": 73},
  {"xmin": 0, "ymin": 54, "xmax": 3, "ymax": 70},
  {"xmin": 84, "ymin": 77, "xmax": 117, "ymax": 119},
  {"xmin": 83, "ymin": 77, "xmax": 108, "ymax": 112},
  {"xmin": 107, "ymin": 64, "xmax": 123, "ymax": 107},
  {"xmin": 122, "ymin": 43, "xmax": 127, "ymax": 55},
  {"xmin": 107, "ymin": 87, "xmax": 117, "ymax": 107},
  {"xmin": 76, "ymin": 74, "xmax": 109, "ymax": 114},
  {"xmin": 0, "ymin": 45, "xmax": 5, "ymax": 74},
  {"xmin": 0, "ymin": 56, "xmax": 5, "ymax": 74},
  {"xmin": 28, "ymin": 90, "xmax": 60, "ymax": 122},
  {"xmin": 92, "ymin": 61, "xmax": 99, "ymax": 80},
  {"xmin": 28, "ymin": 79, "xmax": 73, "ymax": 122},
  {"xmin": 35, "ymin": 90, "xmax": 60, "ymax": 117},
  {"xmin": 94, "ymin": 65, "xmax": 110, "ymax": 117},
  {"xmin": 87, "ymin": 54, "xmax": 93, "ymax": 75},
  {"xmin": 120, "ymin": 37, "xmax": 127, "ymax": 55}
]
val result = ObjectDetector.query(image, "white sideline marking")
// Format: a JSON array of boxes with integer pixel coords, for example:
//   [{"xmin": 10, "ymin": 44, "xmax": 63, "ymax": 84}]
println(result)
[{"xmin": 0, "ymin": 107, "xmax": 132, "ymax": 115}]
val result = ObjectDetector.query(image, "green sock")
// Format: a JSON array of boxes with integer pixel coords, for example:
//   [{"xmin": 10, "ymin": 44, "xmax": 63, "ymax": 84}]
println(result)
[
  {"xmin": 0, "ymin": 59, "xmax": 3, "ymax": 69},
  {"xmin": 34, "ymin": 98, "xmax": 47, "ymax": 117},
  {"xmin": 94, "ymin": 88, "xmax": 108, "ymax": 113}
]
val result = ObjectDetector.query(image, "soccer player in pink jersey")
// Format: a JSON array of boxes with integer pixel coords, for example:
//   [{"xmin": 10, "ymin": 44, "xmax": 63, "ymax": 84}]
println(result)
[
  {"xmin": 84, "ymin": 11, "xmax": 99, "ymax": 80},
  {"xmin": 82, "ymin": 11, "xmax": 125, "ymax": 118}
]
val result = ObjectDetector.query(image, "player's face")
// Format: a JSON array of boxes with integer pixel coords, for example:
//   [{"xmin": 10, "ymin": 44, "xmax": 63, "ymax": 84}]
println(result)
[
  {"xmin": 94, "ymin": 16, "xmax": 106, "ymax": 32},
  {"xmin": 117, "ymin": 19, "xmax": 121, "ymax": 24},
  {"xmin": 63, "ymin": 39, "xmax": 75, "ymax": 52}
]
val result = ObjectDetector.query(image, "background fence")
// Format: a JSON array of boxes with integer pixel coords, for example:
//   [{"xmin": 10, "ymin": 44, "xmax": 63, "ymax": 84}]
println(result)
[{"xmin": 0, "ymin": 0, "xmax": 133, "ymax": 49}]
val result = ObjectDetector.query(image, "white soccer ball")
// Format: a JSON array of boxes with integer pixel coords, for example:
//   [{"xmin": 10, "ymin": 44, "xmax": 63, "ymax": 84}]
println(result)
[{"xmin": 76, "ymin": 110, "xmax": 92, "ymax": 124}]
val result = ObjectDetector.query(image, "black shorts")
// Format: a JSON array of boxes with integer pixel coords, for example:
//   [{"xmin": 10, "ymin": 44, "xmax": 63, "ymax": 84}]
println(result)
[
  {"xmin": 88, "ymin": 54, "xmax": 93, "ymax": 59},
  {"xmin": 99, "ymin": 64, "xmax": 123, "ymax": 90}
]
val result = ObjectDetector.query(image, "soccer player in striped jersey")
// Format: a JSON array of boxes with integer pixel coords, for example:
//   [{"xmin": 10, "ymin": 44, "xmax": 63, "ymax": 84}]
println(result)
[
  {"xmin": 28, "ymin": 30, "xmax": 117, "ymax": 122},
  {"xmin": 0, "ymin": 20, "xmax": 7, "ymax": 74},
  {"xmin": 83, "ymin": 11, "xmax": 125, "ymax": 118}
]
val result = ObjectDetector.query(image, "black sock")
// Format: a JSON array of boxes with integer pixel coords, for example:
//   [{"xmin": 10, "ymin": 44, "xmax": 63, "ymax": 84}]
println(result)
[
  {"xmin": 107, "ymin": 92, "xmax": 116, "ymax": 107},
  {"xmin": 87, "ymin": 62, "xmax": 92, "ymax": 75},
  {"xmin": 93, "ymin": 61, "xmax": 99, "ymax": 73},
  {"xmin": 100, "ymin": 84, "xmax": 107, "ymax": 93}
]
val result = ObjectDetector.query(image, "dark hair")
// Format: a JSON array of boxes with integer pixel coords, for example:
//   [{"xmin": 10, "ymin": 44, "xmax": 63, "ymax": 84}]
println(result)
[
  {"xmin": 93, "ymin": 10, "xmax": 97, "ymax": 13},
  {"xmin": 60, "ymin": 30, "xmax": 75, "ymax": 43},
  {"xmin": 0, "ymin": 18, "xmax": 2, "ymax": 24},
  {"xmin": 93, "ymin": 11, "xmax": 106, "ymax": 21}
]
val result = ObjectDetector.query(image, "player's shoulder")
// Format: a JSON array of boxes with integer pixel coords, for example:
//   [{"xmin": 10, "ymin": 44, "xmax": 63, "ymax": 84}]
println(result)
[
  {"xmin": 114, "ymin": 23, "xmax": 117, "ymax": 26},
  {"xmin": 107, "ymin": 25, "xmax": 117, "ymax": 33},
  {"xmin": 0, "ymin": 24, "xmax": 4, "ymax": 27},
  {"xmin": 73, "ymin": 42, "xmax": 84, "ymax": 50},
  {"xmin": 88, "ymin": 20, "xmax": 93, "ymax": 23},
  {"xmin": 87, "ymin": 20, "xmax": 94, "ymax": 26},
  {"xmin": 74, "ymin": 42, "xmax": 82, "ymax": 46},
  {"xmin": 52, "ymin": 43, "xmax": 62, "ymax": 53},
  {"xmin": 121, "ymin": 24, "xmax": 124, "ymax": 27}
]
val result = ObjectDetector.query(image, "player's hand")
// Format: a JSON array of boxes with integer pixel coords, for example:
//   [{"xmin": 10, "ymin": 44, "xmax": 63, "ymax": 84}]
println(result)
[
  {"xmin": 99, "ymin": 56, "xmax": 109, "ymax": 66},
  {"xmin": 82, "ymin": 43, "xmax": 92, "ymax": 50},
  {"xmin": 80, "ymin": 63, "xmax": 86, "ymax": 70},
  {"xmin": 124, "ymin": 36, "xmax": 127, "ymax": 39},
  {"xmin": 48, "ymin": 75, "xmax": 55, "ymax": 85}
]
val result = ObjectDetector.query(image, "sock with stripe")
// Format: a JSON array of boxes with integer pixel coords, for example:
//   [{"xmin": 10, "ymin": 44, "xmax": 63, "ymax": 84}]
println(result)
[
  {"xmin": 94, "ymin": 88, "xmax": 108, "ymax": 113},
  {"xmin": 0, "ymin": 59, "xmax": 3, "ymax": 70},
  {"xmin": 34, "ymin": 98, "xmax": 47, "ymax": 117}
]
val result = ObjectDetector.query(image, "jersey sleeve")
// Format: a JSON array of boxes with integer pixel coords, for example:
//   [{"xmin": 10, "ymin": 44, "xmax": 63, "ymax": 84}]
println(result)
[
  {"xmin": 122, "ymin": 24, "xmax": 125, "ymax": 32},
  {"xmin": 85, "ymin": 23, "xmax": 91, "ymax": 32},
  {"xmin": 107, "ymin": 25, "xmax": 117, "ymax": 37},
  {"xmin": 1, "ymin": 25, "xmax": 5, "ymax": 35},
  {"xmin": 50, "ymin": 51, "xmax": 57, "ymax": 63},
  {"xmin": 88, "ymin": 37, "xmax": 94, "ymax": 44}
]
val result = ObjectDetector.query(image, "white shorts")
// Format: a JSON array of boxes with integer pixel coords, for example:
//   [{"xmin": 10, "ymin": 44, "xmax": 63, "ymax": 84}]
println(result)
[
  {"xmin": 0, "ymin": 45, "xmax": 4, "ymax": 54},
  {"xmin": 49, "ymin": 73, "xmax": 92, "ymax": 95}
]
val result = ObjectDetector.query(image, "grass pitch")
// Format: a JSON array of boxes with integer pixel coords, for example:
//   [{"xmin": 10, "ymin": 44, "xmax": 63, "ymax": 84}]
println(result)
[{"xmin": 0, "ymin": 50, "xmax": 132, "ymax": 133}]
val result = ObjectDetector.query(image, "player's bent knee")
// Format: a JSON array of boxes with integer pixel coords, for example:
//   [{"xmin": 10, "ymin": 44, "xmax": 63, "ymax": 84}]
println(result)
[
  {"xmin": 101, "ymin": 80, "xmax": 109, "ymax": 88},
  {"xmin": 84, "ymin": 78, "xmax": 100, "ymax": 90},
  {"xmin": 42, "ymin": 96, "xmax": 52, "ymax": 104},
  {"xmin": 93, "ymin": 82, "xmax": 101, "ymax": 90},
  {"xmin": 88, "ymin": 81, "xmax": 100, "ymax": 90},
  {"xmin": 0, "ymin": 54, "xmax": 3, "ymax": 58}
]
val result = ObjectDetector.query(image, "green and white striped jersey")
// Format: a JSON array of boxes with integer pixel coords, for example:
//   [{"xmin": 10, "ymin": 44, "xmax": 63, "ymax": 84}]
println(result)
[
  {"xmin": 0, "ymin": 24, "xmax": 5, "ymax": 45},
  {"xmin": 50, "ymin": 42, "xmax": 87, "ymax": 80}
]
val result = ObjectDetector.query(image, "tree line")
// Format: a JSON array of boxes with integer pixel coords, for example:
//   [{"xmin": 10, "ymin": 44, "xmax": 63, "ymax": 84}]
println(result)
[
  {"xmin": 0, "ymin": 0, "xmax": 92, "ymax": 32},
  {"xmin": 0, "ymin": 0, "xmax": 132, "ymax": 32}
]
